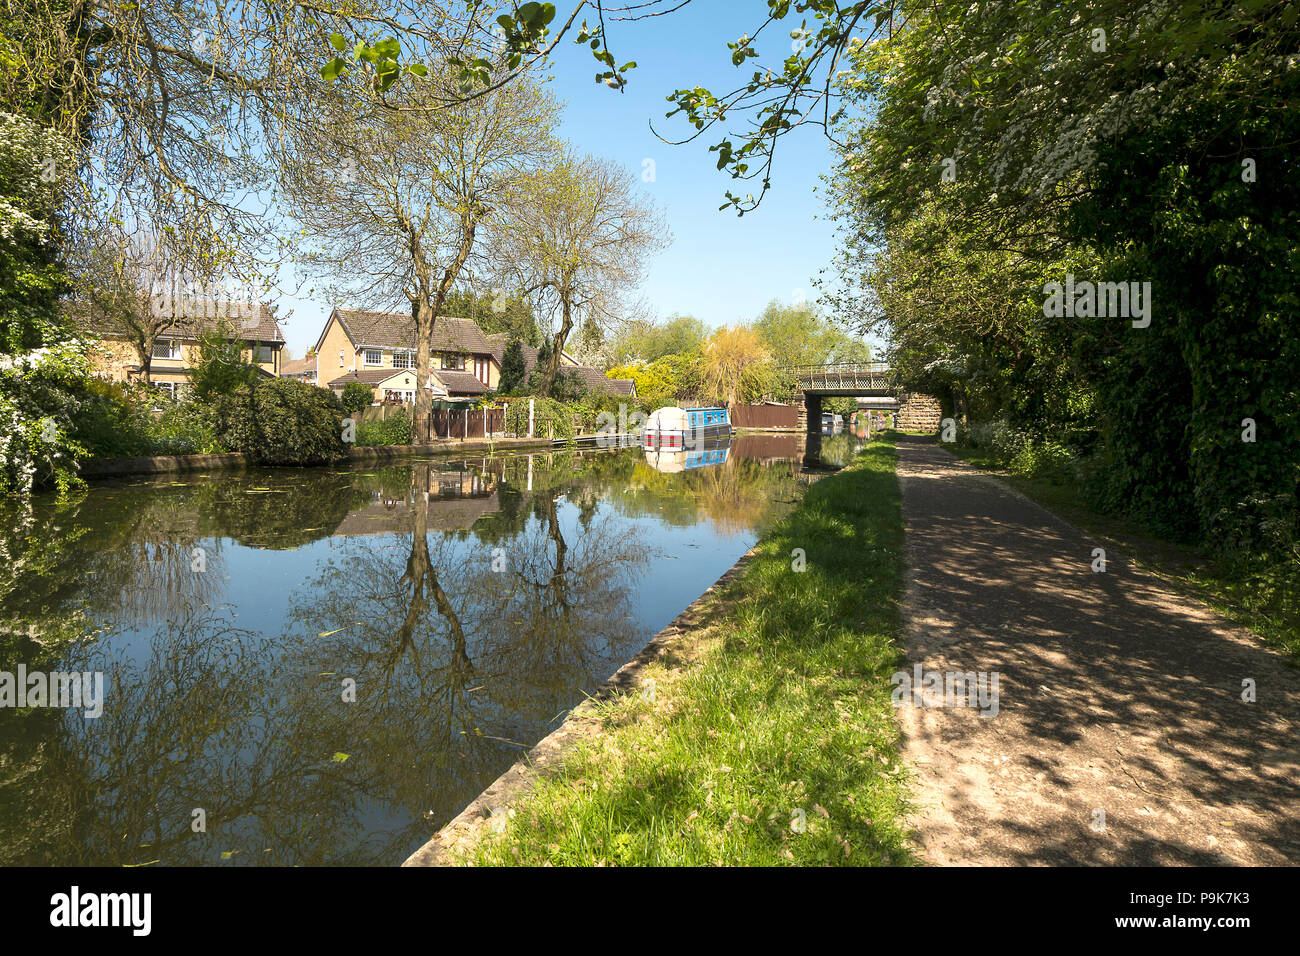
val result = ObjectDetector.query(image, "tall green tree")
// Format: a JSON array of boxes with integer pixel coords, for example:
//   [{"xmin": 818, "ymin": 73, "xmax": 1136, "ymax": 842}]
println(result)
[
  {"xmin": 497, "ymin": 337, "xmax": 527, "ymax": 394},
  {"xmin": 609, "ymin": 314, "xmax": 707, "ymax": 365},
  {"xmin": 442, "ymin": 287, "xmax": 541, "ymax": 346},
  {"xmin": 826, "ymin": 0, "xmax": 1300, "ymax": 566},
  {"xmin": 754, "ymin": 299, "xmax": 870, "ymax": 369}
]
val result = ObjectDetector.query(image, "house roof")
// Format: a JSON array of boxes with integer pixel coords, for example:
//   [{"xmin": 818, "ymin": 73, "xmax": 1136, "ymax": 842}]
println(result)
[
  {"xmin": 571, "ymin": 366, "xmax": 636, "ymax": 396},
  {"xmin": 432, "ymin": 369, "xmax": 489, "ymax": 396},
  {"xmin": 280, "ymin": 356, "xmax": 316, "ymax": 377},
  {"xmin": 327, "ymin": 368, "xmax": 424, "ymax": 388},
  {"xmin": 332, "ymin": 492, "xmax": 500, "ymax": 536},
  {"xmin": 329, "ymin": 308, "xmax": 492, "ymax": 354},
  {"xmin": 483, "ymin": 332, "xmax": 517, "ymax": 366},
  {"xmin": 67, "ymin": 297, "xmax": 284, "ymax": 344}
]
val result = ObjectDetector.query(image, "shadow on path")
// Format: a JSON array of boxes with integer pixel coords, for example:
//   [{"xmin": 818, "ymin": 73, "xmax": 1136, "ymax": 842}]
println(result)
[{"xmin": 895, "ymin": 434, "xmax": 1300, "ymax": 865}]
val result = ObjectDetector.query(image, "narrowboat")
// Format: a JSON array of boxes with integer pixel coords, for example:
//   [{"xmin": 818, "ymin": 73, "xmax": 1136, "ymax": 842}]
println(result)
[{"xmin": 642, "ymin": 406, "xmax": 732, "ymax": 450}]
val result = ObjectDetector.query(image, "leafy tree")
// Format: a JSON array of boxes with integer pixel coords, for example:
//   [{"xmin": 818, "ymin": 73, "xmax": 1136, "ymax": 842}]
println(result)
[
  {"xmin": 649, "ymin": 351, "xmax": 703, "ymax": 404},
  {"xmin": 190, "ymin": 321, "xmax": 261, "ymax": 402},
  {"xmin": 340, "ymin": 381, "xmax": 374, "ymax": 415},
  {"xmin": 754, "ymin": 300, "xmax": 869, "ymax": 369},
  {"xmin": 700, "ymin": 325, "xmax": 771, "ymax": 407},
  {"xmin": 442, "ymin": 287, "xmax": 541, "ymax": 346},
  {"xmin": 0, "ymin": 110, "xmax": 74, "ymax": 353},
  {"xmin": 498, "ymin": 338, "xmax": 527, "ymax": 394},
  {"xmin": 825, "ymin": 0, "xmax": 1299, "ymax": 581},
  {"xmin": 609, "ymin": 314, "xmax": 707, "ymax": 365}
]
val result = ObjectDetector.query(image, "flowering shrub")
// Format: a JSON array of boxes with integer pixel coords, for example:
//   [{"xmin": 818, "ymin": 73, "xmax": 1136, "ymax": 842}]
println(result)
[
  {"xmin": 0, "ymin": 342, "xmax": 91, "ymax": 497},
  {"xmin": 0, "ymin": 112, "xmax": 75, "ymax": 354}
]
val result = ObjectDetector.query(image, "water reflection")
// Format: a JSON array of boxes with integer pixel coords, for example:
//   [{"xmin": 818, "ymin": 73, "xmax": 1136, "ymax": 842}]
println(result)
[{"xmin": 1, "ymin": 440, "xmax": 820, "ymax": 865}]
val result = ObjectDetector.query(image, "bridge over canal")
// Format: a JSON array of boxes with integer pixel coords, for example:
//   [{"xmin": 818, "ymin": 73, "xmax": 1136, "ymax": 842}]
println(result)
[{"xmin": 783, "ymin": 363, "xmax": 942, "ymax": 435}]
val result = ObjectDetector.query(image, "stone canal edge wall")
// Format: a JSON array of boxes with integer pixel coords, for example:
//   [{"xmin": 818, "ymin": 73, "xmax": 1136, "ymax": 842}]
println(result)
[
  {"xmin": 403, "ymin": 540, "xmax": 767, "ymax": 867},
  {"xmin": 78, "ymin": 437, "xmax": 568, "ymax": 479}
]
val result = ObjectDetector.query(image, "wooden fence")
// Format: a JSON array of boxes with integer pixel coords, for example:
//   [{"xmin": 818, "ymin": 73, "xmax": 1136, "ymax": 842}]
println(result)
[
  {"xmin": 413, "ymin": 407, "xmax": 507, "ymax": 442},
  {"xmin": 730, "ymin": 403, "xmax": 798, "ymax": 430}
]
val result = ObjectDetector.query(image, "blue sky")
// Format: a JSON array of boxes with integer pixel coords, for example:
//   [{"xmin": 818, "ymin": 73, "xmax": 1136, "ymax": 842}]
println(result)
[{"xmin": 273, "ymin": 4, "xmax": 844, "ymax": 357}]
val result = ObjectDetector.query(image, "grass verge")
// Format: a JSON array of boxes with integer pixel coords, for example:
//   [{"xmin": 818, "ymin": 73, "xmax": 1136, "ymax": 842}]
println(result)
[
  {"xmin": 943, "ymin": 442, "xmax": 1299, "ymax": 662},
  {"xmin": 462, "ymin": 433, "xmax": 914, "ymax": 865}
]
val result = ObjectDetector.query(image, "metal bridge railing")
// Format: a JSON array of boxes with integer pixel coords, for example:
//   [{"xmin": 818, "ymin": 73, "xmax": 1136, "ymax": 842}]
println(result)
[{"xmin": 780, "ymin": 362, "xmax": 894, "ymax": 390}]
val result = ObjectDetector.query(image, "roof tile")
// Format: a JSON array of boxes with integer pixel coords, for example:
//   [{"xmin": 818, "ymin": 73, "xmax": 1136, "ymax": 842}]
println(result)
[{"xmin": 335, "ymin": 308, "xmax": 491, "ymax": 354}]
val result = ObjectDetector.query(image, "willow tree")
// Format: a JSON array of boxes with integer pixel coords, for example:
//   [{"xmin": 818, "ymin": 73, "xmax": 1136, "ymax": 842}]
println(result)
[
  {"xmin": 495, "ymin": 152, "xmax": 668, "ymax": 398},
  {"xmin": 277, "ymin": 68, "xmax": 560, "ymax": 434},
  {"xmin": 700, "ymin": 325, "xmax": 770, "ymax": 407}
]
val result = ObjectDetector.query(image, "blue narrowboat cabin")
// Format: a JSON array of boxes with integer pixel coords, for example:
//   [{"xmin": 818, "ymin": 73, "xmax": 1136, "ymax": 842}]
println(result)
[{"xmin": 643, "ymin": 406, "xmax": 733, "ymax": 449}]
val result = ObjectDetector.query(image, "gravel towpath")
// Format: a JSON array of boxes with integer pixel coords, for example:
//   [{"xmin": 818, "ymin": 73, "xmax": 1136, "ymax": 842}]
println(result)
[{"xmin": 895, "ymin": 435, "xmax": 1300, "ymax": 865}]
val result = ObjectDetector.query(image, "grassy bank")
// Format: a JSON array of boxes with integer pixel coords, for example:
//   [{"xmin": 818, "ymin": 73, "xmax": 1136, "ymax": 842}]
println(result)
[
  {"xmin": 942, "ymin": 442, "xmax": 1300, "ymax": 662},
  {"xmin": 462, "ymin": 434, "xmax": 914, "ymax": 866}
]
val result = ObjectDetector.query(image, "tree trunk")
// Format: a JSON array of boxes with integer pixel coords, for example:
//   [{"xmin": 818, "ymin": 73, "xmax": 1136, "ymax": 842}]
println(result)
[
  {"xmin": 412, "ymin": 295, "xmax": 433, "ymax": 442},
  {"xmin": 135, "ymin": 334, "xmax": 154, "ymax": 384},
  {"xmin": 405, "ymin": 211, "xmax": 479, "ymax": 443},
  {"xmin": 420, "ymin": 219, "xmax": 478, "ymax": 435},
  {"xmin": 534, "ymin": 298, "xmax": 573, "ymax": 399}
]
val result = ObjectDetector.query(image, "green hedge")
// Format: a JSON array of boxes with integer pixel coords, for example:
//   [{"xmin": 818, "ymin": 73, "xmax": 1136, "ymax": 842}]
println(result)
[
  {"xmin": 73, "ymin": 379, "xmax": 224, "ymax": 459},
  {"xmin": 356, "ymin": 409, "xmax": 412, "ymax": 446},
  {"xmin": 214, "ymin": 378, "xmax": 349, "ymax": 465},
  {"xmin": 341, "ymin": 381, "xmax": 373, "ymax": 415}
]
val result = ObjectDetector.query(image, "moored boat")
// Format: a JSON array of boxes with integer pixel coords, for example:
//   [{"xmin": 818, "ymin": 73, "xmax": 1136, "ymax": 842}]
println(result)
[{"xmin": 643, "ymin": 406, "xmax": 732, "ymax": 450}]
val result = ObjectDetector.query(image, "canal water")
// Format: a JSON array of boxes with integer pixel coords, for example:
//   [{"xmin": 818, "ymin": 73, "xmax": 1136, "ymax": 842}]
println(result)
[{"xmin": 0, "ymin": 433, "xmax": 843, "ymax": 865}]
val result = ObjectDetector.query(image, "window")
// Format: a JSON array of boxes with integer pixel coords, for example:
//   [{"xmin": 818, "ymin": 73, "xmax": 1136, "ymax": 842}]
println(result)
[
  {"xmin": 339, "ymin": 349, "xmax": 345, "ymax": 367},
  {"xmin": 153, "ymin": 381, "xmax": 176, "ymax": 397},
  {"xmin": 364, "ymin": 348, "xmax": 382, "ymax": 366},
  {"xmin": 253, "ymin": 344, "xmax": 276, "ymax": 364},
  {"xmin": 152, "ymin": 339, "xmax": 179, "ymax": 360},
  {"xmin": 440, "ymin": 352, "xmax": 465, "ymax": 371},
  {"xmin": 393, "ymin": 350, "xmax": 414, "ymax": 369}
]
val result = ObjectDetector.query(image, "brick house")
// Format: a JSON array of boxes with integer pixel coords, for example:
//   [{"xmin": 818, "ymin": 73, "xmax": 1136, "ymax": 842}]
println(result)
[
  {"xmin": 314, "ymin": 308, "xmax": 496, "ymax": 403},
  {"xmin": 69, "ymin": 298, "xmax": 285, "ymax": 396}
]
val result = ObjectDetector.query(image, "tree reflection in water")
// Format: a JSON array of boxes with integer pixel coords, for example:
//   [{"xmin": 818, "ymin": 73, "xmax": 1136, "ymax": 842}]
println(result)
[
  {"xmin": 0, "ymin": 444, "xmax": 800, "ymax": 866},
  {"xmin": 276, "ymin": 460, "xmax": 652, "ymax": 861}
]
